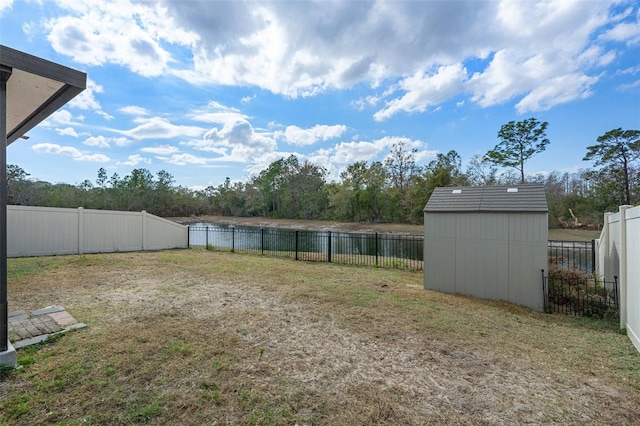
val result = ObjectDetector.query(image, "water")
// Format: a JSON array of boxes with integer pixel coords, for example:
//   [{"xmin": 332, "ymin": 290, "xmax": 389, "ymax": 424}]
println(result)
[{"xmin": 548, "ymin": 240, "xmax": 594, "ymax": 275}]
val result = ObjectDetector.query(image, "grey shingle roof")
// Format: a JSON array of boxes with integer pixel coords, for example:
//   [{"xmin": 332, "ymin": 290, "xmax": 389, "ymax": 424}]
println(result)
[{"xmin": 423, "ymin": 185, "xmax": 548, "ymax": 212}]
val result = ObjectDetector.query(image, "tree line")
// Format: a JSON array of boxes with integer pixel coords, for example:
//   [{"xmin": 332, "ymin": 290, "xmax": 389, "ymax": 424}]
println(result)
[{"xmin": 6, "ymin": 122, "xmax": 639, "ymax": 227}]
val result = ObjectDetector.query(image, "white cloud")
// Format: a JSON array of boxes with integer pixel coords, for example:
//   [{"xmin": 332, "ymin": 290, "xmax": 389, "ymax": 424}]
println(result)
[
  {"xmin": 186, "ymin": 118, "xmax": 277, "ymax": 163},
  {"xmin": 121, "ymin": 117, "xmax": 206, "ymax": 140},
  {"xmin": 0, "ymin": 0, "xmax": 13, "ymax": 16},
  {"xmin": 351, "ymin": 95, "xmax": 381, "ymax": 111},
  {"xmin": 68, "ymin": 78, "xmax": 103, "ymax": 110},
  {"xmin": 84, "ymin": 135, "xmax": 132, "ymax": 148},
  {"xmin": 599, "ymin": 8, "xmax": 640, "ymax": 45},
  {"xmin": 467, "ymin": 46, "xmax": 604, "ymax": 113},
  {"xmin": 22, "ymin": 21, "xmax": 37, "ymax": 40},
  {"xmin": 66, "ymin": 77, "xmax": 116, "ymax": 120},
  {"xmin": 56, "ymin": 127, "xmax": 78, "ymax": 137},
  {"xmin": 140, "ymin": 144, "xmax": 180, "ymax": 155},
  {"xmin": 37, "ymin": 0, "xmax": 631, "ymax": 116},
  {"xmin": 617, "ymin": 79, "xmax": 640, "ymax": 92},
  {"xmin": 42, "ymin": 110, "xmax": 74, "ymax": 127},
  {"xmin": 515, "ymin": 73, "xmax": 599, "ymax": 113},
  {"xmin": 329, "ymin": 139, "xmax": 388, "ymax": 165},
  {"xmin": 119, "ymin": 106, "xmax": 150, "ymax": 116},
  {"xmin": 280, "ymin": 124, "xmax": 347, "ymax": 146},
  {"xmin": 165, "ymin": 153, "xmax": 210, "ymax": 166},
  {"xmin": 187, "ymin": 101, "xmax": 248, "ymax": 125},
  {"xmin": 117, "ymin": 154, "xmax": 151, "ymax": 167},
  {"xmin": 32, "ymin": 143, "xmax": 110, "ymax": 162},
  {"xmin": 97, "ymin": 111, "xmax": 115, "ymax": 121},
  {"xmin": 374, "ymin": 64, "xmax": 468, "ymax": 121},
  {"xmin": 617, "ymin": 65, "xmax": 640, "ymax": 75},
  {"xmin": 45, "ymin": 0, "xmax": 198, "ymax": 77}
]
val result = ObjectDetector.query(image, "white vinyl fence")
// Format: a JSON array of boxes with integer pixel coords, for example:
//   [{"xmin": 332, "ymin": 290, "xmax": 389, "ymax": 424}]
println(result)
[
  {"xmin": 8, "ymin": 206, "xmax": 188, "ymax": 257},
  {"xmin": 596, "ymin": 205, "xmax": 640, "ymax": 352}
]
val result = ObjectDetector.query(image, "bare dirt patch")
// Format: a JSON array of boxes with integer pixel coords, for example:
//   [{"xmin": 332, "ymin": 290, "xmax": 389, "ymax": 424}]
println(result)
[{"xmin": 2, "ymin": 250, "xmax": 638, "ymax": 425}]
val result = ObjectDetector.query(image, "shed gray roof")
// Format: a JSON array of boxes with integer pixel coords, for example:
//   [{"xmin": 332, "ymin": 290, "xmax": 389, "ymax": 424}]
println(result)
[{"xmin": 423, "ymin": 185, "xmax": 548, "ymax": 213}]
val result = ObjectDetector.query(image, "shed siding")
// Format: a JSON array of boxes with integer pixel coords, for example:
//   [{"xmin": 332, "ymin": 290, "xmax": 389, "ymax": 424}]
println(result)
[
  {"xmin": 424, "ymin": 210, "xmax": 548, "ymax": 311},
  {"xmin": 424, "ymin": 214, "xmax": 456, "ymax": 293},
  {"xmin": 507, "ymin": 213, "xmax": 548, "ymax": 309}
]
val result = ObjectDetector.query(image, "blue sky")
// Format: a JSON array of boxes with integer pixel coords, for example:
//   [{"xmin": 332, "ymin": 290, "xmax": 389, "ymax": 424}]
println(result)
[{"xmin": 1, "ymin": 0, "xmax": 639, "ymax": 190}]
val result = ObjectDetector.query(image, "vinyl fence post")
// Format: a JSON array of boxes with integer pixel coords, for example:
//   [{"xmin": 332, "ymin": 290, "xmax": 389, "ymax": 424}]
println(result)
[
  {"xmin": 619, "ymin": 205, "xmax": 630, "ymax": 329},
  {"xmin": 141, "ymin": 210, "xmax": 147, "ymax": 251},
  {"xmin": 77, "ymin": 207, "xmax": 84, "ymax": 255},
  {"xmin": 327, "ymin": 231, "xmax": 332, "ymax": 263}
]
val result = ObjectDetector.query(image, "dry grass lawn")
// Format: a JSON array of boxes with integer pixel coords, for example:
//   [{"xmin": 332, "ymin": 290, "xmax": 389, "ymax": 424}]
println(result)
[{"xmin": 1, "ymin": 249, "xmax": 638, "ymax": 425}]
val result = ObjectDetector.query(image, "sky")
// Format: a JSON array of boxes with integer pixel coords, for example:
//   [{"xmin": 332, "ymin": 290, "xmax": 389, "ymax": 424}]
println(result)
[{"xmin": 1, "ymin": 0, "xmax": 639, "ymax": 190}]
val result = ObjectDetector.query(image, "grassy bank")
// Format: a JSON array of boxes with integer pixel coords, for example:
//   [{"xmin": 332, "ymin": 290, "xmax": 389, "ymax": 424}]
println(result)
[{"xmin": 1, "ymin": 250, "xmax": 638, "ymax": 424}]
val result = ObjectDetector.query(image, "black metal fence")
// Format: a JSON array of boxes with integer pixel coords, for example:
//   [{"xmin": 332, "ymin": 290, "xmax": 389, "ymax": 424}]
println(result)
[
  {"xmin": 188, "ymin": 226, "xmax": 424, "ymax": 270},
  {"xmin": 542, "ymin": 270, "xmax": 618, "ymax": 320},
  {"xmin": 187, "ymin": 226, "xmax": 600, "ymax": 279},
  {"xmin": 548, "ymin": 240, "xmax": 595, "ymax": 275}
]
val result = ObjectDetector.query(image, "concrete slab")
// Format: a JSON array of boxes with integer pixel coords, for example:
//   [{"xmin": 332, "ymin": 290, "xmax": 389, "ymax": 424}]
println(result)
[
  {"xmin": 12, "ymin": 335, "xmax": 49, "ymax": 350},
  {"xmin": 8, "ymin": 310, "xmax": 27, "ymax": 318},
  {"xmin": 32, "ymin": 306, "xmax": 65, "ymax": 316}
]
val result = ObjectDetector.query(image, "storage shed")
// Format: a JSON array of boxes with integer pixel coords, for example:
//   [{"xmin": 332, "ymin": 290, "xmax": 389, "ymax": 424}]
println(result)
[{"xmin": 423, "ymin": 185, "xmax": 548, "ymax": 311}]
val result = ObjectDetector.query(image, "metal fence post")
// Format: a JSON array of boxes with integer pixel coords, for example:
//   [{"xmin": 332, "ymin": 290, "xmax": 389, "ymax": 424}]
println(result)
[
  {"xmin": 206, "ymin": 226, "xmax": 209, "ymax": 250},
  {"xmin": 187, "ymin": 226, "xmax": 190, "ymax": 248},
  {"xmin": 261, "ymin": 228, "xmax": 264, "ymax": 255},
  {"xmin": 375, "ymin": 233, "xmax": 378, "ymax": 267},
  {"xmin": 295, "ymin": 230, "xmax": 299, "ymax": 261},
  {"xmin": 232, "ymin": 227, "xmax": 235, "ymax": 252},
  {"xmin": 541, "ymin": 269, "xmax": 547, "ymax": 312},
  {"xmin": 591, "ymin": 239, "xmax": 596, "ymax": 275},
  {"xmin": 327, "ymin": 231, "xmax": 332, "ymax": 263}
]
